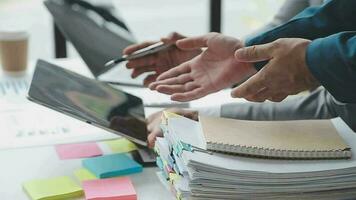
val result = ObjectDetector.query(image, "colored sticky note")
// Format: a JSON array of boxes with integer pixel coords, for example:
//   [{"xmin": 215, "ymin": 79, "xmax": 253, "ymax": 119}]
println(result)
[
  {"xmin": 74, "ymin": 168, "xmax": 97, "ymax": 182},
  {"xmin": 82, "ymin": 153, "xmax": 142, "ymax": 178},
  {"xmin": 55, "ymin": 142, "xmax": 102, "ymax": 160},
  {"xmin": 23, "ymin": 176, "xmax": 83, "ymax": 200},
  {"xmin": 105, "ymin": 138, "xmax": 137, "ymax": 153},
  {"xmin": 83, "ymin": 177, "xmax": 136, "ymax": 200}
]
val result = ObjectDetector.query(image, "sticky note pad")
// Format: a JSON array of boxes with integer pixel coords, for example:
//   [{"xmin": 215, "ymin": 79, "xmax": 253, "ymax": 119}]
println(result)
[
  {"xmin": 23, "ymin": 176, "xmax": 83, "ymax": 200},
  {"xmin": 74, "ymin": 168, "xmax": 97, "ymax": 182},
  {"xmin": 82, "ymin": 153, "xmax": 142, "ymax": 178},
  {"xmin": 55, "ymin": 142, "xmax": 102, "ymax": 160},
  {"xmin": 83, "ymin": 177, "xmax": 136, "ymax": 200},
  {"xmin": 105, "ymin": 138, "xmax": 138, "ymax": 153}
]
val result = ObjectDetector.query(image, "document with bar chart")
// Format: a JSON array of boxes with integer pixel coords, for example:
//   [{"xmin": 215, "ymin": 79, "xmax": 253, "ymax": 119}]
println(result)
[{"xmin": 0, "ymin": 75, "xmax": 117, "ymax": 149}]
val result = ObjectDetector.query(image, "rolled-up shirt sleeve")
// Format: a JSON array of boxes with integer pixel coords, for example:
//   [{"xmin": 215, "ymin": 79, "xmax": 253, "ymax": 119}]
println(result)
[
  {"xmin": 306, "ymin": 32, "xmax": 356, "ymax": 103},
  {"xmin": 245, "ymin": 0, "xmax": 356, "ymax": 71}
]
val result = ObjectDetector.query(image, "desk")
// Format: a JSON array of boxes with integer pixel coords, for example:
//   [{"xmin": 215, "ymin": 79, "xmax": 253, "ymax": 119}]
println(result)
[
  {"xmin": 0, "ymin": 143, "xmax": 172, "ymax": 200},
  {"xmin": 0, "ymin": 58, "xmax": 240, "ymax": 200}
]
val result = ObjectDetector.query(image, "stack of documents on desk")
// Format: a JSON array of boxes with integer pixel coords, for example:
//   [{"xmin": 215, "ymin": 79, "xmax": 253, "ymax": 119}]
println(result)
[{"xmin": 154, "ymin": 112, "xmax": 356, "ymax": 200}]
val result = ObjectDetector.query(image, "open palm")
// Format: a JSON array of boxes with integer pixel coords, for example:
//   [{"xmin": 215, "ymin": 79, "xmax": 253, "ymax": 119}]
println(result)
[{"xmin": 149, "ymin": 33, "xmax": 257, "ymax": 102}]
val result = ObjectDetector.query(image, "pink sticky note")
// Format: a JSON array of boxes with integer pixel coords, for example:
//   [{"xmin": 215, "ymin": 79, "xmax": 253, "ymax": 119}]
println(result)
[
  {"xmin": 55, "ymin": 142, "xmax": 102, "ymax": 160},
  {"xmin": 82, "ymin": 177, "xmax": 137, "ymax": 200}
]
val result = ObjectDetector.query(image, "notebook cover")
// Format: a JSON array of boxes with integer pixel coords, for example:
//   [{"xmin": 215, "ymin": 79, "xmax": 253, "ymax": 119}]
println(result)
[{"xmin": 199, "ymin": 116, "xmax": 350, "ymax": 153}]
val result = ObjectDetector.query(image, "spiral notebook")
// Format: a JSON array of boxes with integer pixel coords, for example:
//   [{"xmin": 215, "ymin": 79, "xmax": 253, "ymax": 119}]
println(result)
[{"xmin": 199, "ymin": 116, "xmax": 351, "ymax": 159}]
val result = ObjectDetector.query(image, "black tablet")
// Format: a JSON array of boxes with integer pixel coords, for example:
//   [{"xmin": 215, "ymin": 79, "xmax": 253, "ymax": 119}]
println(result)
[{"xmin": 27, "ymin": 60, "xmax": 148, "ymax": 146}]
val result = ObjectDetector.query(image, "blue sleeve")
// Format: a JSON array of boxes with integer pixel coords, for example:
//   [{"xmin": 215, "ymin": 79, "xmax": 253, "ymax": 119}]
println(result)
[
  {"xmin": 246, "ymin": 0, "xmax": 356, "ymax": 70},
  {"xmin": 306, "ymin": 32, "xmax": 356, "ymax": 103}
]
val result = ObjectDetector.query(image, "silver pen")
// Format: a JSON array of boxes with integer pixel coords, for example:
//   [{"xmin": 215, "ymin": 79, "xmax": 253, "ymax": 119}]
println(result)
[{"xmin": 104, "ymin": 42, "xmax": 174, "ymax": 68}]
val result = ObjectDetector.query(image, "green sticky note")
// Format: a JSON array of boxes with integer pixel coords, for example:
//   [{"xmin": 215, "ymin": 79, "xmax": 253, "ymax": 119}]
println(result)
[
  {"xmin": 23, "ymin": 176, "xmax": 83, "ymax": 200},
  {"xmin": 74, "ymin": 168, "xmax": 97, "ymax": 182},
  {"xmin": 105, "ymin": 138, "xmax": 138, "ymax": 153}
]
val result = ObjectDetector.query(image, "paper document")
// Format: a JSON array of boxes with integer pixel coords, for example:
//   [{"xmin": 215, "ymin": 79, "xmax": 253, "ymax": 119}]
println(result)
[{"xmin": 0, "ymin": 103, "xmax": 118, "ymax": 150}]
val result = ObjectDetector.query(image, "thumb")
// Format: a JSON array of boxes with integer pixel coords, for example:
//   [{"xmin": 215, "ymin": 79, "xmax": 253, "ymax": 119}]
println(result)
[{"xmin": 234, "ymin": 43, "xmax": 273, "ymax": 62}]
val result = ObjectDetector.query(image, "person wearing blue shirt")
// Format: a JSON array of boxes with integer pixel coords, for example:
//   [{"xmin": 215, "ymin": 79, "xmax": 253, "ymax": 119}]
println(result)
[
  {"xmin": 150, "ymin": 0, "xmax": 355, "ymax": 102},
  {"xmin": 236, "ymin": 0, "xmax": 356, "ymax": 103}
]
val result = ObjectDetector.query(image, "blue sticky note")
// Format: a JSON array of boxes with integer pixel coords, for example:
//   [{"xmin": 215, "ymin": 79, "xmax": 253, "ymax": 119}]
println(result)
[{"xmin": 82, "ymin": 153, "xmax": 142, "ymax": 178}]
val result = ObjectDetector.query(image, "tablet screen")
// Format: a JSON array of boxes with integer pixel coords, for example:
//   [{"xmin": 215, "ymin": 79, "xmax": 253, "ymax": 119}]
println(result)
[{"xmin": 28, "ymin": 60, "xmax": 147, "ymax": 146}]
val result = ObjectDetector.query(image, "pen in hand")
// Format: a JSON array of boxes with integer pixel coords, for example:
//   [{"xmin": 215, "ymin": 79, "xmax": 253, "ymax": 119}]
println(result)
[{"xmin": 104, "ymin": 42, "xmax": 174, "ymax": 68}]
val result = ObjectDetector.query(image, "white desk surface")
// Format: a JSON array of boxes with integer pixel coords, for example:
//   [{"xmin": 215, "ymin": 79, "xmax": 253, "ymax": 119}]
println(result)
[{"xmin": 0, "ymin": 58, "xmax": 242, "ymax": 200}]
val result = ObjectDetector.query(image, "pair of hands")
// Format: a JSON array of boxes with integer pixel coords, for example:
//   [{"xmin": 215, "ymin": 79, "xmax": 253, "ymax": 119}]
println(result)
[
  {"xmin": 124, "ymin": 32, "xmax": 320, "ymax": 147},
  {"xmin": 124, "ymin": 32, "xmax": 256, "ymax": 101},
  {"xmin": 124, "ymin": 32, "xmax": 319, "ymax": 103}
]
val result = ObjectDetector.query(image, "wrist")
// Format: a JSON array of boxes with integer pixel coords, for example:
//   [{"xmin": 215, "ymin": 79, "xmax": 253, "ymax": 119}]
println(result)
[{"xmin": 300, "ymin": 40, "xmax": 320, "ymax": 89}]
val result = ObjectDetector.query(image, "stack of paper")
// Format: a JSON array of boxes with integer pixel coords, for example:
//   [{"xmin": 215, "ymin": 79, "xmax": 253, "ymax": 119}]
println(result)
[{"xmin": 154, "ymin": 112, "xmax": 356, "ymax": 200}]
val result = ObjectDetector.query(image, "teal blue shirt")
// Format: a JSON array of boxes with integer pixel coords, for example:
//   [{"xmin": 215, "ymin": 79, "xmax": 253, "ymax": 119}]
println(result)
[{"xmin": 246, "ymin": 0, "xmax": 356, "ymax": 103}]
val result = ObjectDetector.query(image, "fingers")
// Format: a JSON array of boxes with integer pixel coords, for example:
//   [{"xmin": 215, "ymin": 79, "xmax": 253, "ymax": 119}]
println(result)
[
  {"xmin": 155, "ymin": 62, "xmax": 191, "ymax": 81},
  {"xmin": 131, "ymin": 66, "xmax": 157, "ymax": 78},
  {"xmin": 231, "ymin": 72, "xmax": 289, "ymax": 102},
  {"xmin": 231, "ymin": 70, "xmax": 268, "ymax": 99},
  {"xmin": 156, "ymin": 82, "xmax": 199, "ymax": 95},
  {"xmin": 161, "ymin": 32, "xmax": 185, "ymax": 44},
  {"xmin": 126, "ymin": 54, "xmax": 157, "ymax": 69},
  {"xmin": 176, "ymin": 32, "xmax": 218, "ymax": 50},
  {"xmin": 147, "ymin": 128, "xmax": 162, "ymax": 148},
  {"xmin": 268, "ymin": 93, "xmax": 288, "ymax": 102},
  {"xmin": 234, "ymin": 43, "xmax": 274, "ymax": 62},
  {"xmin": 149, "ymin": 74, "xmax": 192, "ymax": 90},
  {"xmin": 171, "ymin": 87, "xmax": 205, "ymax": 102},
  {"xmin": 123, "ymin": 41, "xmax": 156, "ymax": 55},
  {"xmin": 244, "ymin": 87, "xmax": 269, "ymax": 102},
  {"xmin": 143, "ymin": 74, "xmax": 159, "ymax": 87}
]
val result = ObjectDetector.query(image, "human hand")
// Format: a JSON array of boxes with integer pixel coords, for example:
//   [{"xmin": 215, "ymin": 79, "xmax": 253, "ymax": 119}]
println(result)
[
  {"xmin": 148, "ymin": 33, "xmax": 257, "ymax": 102},
  {"xmin": 232, "ymin": 38, "xmax": 320, "ymax": 102},
  {"xmin": 146, "ymin": 108, "xmax": 198, "ymax": 148},
  {"xmin": 123, "ymin": 32, "xmax": 202, "ymax": 86}
]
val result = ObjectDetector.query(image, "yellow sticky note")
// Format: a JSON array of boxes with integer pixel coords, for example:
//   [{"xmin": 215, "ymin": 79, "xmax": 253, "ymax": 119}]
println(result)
[
  {"xmin": 105, "ymin": 138, "xmax": 138, "ymax": 153},
  {"xmin": 23, "ymin": 176, "xmax": 83, "ymax": 200},
  {"xmin": 74, "ymin": 168, "xmax": 97, "ymax": 182}
]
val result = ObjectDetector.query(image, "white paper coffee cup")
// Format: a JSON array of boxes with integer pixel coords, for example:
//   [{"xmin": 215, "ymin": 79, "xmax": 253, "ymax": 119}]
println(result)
[{"xmin": 0, "ymin": 30, "xmax": 29, "ymax": 72}]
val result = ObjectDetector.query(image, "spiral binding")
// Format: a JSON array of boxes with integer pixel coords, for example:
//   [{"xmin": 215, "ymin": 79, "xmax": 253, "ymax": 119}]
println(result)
[{"xmin": 206, "ymin": 142, "xmax": 351, "ymax": 159}]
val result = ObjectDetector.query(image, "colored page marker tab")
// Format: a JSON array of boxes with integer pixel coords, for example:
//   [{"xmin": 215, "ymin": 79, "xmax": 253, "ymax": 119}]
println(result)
[
  {"xmin": 23, "ymin": 176, "xmax": 83, "ymax": 200},
  {"xmin": 156, "ymin": 156, "xmax": 164, "ymax": 170},
  {"xmin": 161, "ymin": 111, "xmax": 182, "ymax": 125},
  {"xmin": 82, "ymin": 153, "xmax": 142, "ymax": 178},
  {"xmin": 55, "ymin": 142, "xmax": 102, "ymax": 160},
  {"xmin": 74, "ymin": 168, "xmax": 97, "ymax": 182},
  {"xmin": 83, "ymin": 177, "xmax": 137, "ymax": 200},
  {"xmin": 105, "ymin": 138, "xmax": 137, "ymax": 153}
]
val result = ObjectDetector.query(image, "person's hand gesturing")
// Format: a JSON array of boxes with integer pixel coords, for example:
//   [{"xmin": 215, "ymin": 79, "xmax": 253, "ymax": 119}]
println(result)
[
  {"xmin": 123, "ymin": 32, "xmax": 202, "ymax": 86},
  {"xmin": 149, "ymin": 33, "xmax": 257, "ymax": 102},
  {"xmin": 232, "ymin": 38, "xmax": 319, "ymax": 102}
]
